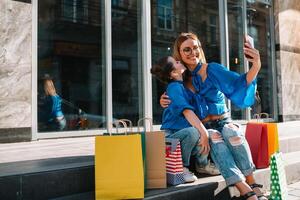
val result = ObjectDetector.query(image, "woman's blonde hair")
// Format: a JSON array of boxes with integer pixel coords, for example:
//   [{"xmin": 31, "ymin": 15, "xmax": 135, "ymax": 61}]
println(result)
[
  {"xmin": 44, "ymin": 79, "xmax": 57, "ymax": 96},
  {"xmin": 172, "ymin": 32, "xmax": 206, "ymax": 65}
]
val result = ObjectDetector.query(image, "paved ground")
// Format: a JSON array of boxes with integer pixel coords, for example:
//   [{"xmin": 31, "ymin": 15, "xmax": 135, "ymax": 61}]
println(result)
[{"xmin": 288, "ymin": 181, "xmax": 300, "ymax": 200}]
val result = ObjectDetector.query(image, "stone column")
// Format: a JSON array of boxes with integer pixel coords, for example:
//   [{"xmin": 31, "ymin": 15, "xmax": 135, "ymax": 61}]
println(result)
[
  {"xmin": 0, "ymin": 0, "xmax": 32, "ymax": 142},
  {"xmin": 274, "ymin": 0, "xmax": 300, "ymax": 121}
]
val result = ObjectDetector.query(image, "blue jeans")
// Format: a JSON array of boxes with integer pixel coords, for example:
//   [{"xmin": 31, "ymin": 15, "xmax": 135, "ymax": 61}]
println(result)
[
  {"xmin": 165, "ymin": 127, "xmax": 208, "ymax": 167},
  {"xmin": 205, "ymin": 118, "xmax": 255, "ymax": 186}
]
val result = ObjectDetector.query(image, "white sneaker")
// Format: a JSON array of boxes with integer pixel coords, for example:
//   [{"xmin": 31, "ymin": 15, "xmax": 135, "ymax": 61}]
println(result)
[
  {"xmin": 195, "ymin": 160, "xmax": 220, "ymax": 175},
  {"xmin": 183, "ymin": 167, "xmax": 198, "ymax": 183}
]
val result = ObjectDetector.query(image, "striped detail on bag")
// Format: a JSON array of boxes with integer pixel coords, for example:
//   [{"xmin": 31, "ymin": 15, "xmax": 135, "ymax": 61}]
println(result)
[{"xmin": 165, "ymin": 140, "xmax": 185, "ymax": 185}]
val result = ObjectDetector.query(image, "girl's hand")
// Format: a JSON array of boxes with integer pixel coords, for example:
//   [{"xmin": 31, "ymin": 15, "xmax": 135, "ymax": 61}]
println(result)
[
  {"xmin": 160, "ymin": 92, "xmax": 171, "ymax": 108},
  {"xmin": 199, "ymin": 131, "xmax": 210, "ymax": 155},
  {"xmin": 244, "ymin": 41, "xmax": 261, "ymax": 69}
]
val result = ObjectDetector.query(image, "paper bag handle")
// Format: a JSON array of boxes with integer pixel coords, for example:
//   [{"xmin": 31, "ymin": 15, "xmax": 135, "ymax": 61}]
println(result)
[
  {"xmin": 119, "ymin": 119, "xmax": 133, "ymax": 132},
  {"xmin": 109, "ymin": 120, "xmax": 127, "ymax": 135},
  {"xmin": 137, "ymin": 117, "xmax": 153, "ymax": 132},
  {"xmin": 253, "ymin": 112, "xmax": 269, "ymax": 121}
]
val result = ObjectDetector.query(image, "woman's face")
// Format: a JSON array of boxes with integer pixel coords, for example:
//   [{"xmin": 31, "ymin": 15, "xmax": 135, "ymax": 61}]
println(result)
[
  {"xmin": 168, "ymin": 57, "xmax": 186, "ymax": 80},
  {"xmin": 179, "ymin": 38, "xmax": 201, "ymax": 69}
]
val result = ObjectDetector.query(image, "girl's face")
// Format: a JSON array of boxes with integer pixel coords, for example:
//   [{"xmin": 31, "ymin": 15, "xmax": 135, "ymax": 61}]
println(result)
[
  {"xmin": 179, "ymin": 38, "xmax": 201, "ymax": 69},
  {"xmin": 168, "ymin": 57, "xmax": 186, "ymax": 81}
]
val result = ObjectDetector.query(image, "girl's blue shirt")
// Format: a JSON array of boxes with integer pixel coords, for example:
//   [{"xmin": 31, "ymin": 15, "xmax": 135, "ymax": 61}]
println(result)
[{"xmin": 161, "ymin": 81, "xmax": 208, "ymax": 131}]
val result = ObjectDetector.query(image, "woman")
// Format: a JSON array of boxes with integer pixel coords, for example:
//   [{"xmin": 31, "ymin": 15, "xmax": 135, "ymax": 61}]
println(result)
[
  {"xmin": 161, "ymin": 32, "xmax": 266, "ymax": 200},
  {"xmin": 151, "ymin": 56, "xmax": 219, "ymax": 183},
  {"xmin": 43, "ymin": 77, "xmax": 66, "ymax": 131}
]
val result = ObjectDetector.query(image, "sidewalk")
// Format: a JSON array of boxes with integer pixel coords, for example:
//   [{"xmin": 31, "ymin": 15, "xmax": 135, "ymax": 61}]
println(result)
[{"xmin": 288, "ymin": 181, "xmax": 300, "ymax": 200}]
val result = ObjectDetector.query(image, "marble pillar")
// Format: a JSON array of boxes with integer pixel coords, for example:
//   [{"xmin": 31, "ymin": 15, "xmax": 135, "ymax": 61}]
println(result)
[
  {"xmin": 274, "ymin": 0, "xmax": 300, "ymax": 121},
  {"xmin": 0, "ymin": 0, "xmax": 32, "ymax": 129}
]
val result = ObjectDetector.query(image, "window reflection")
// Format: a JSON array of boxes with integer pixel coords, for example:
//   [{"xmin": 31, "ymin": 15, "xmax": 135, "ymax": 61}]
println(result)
[
  {"xmin": 38, "ymin": 0, "xmax": 105, "ymax": 132},
  {"xmin": 151, "ymin": 0, "xmax": 220, "ymax": 124},
  {"xmin": 227, "ymin": 0, "xmax": 246, "ymax": 119},
  {"xmin": 112, "ymin": 0, "xmax": 142, "ymax": 125},
  {"xmin": 247, "ymin": 1, "xmax": 274, "ymax": 119},
  {"xmin": 228, "ymin": 0, "xmax": 274, "ymax": 120}
]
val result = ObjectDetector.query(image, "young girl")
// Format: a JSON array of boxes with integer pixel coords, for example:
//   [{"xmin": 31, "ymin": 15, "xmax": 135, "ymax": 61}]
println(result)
[{"xmin": 151, "ymin": 56, "xmax": 219, "ymax": 183}]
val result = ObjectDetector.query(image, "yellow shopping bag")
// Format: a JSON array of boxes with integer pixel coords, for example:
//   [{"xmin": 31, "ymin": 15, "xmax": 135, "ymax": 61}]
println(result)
[{"xmin": 95, "ymin": 121, "xmax": 144, "ymax": 200}]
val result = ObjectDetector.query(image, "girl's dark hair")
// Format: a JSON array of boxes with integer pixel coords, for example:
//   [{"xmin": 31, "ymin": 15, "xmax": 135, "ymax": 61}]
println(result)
[{"xmin": 151, "ymin": 56, "xmax": 174, "ymax": 85}]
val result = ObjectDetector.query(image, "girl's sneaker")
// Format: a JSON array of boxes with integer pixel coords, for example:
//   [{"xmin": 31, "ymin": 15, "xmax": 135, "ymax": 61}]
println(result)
[
  {"xmin": 183, "ymin": 167, "xmax": 198, "ymax": 183},
  {"xmin": 195, "ymin": 160, "xmax": 220, "ymax": 175}
]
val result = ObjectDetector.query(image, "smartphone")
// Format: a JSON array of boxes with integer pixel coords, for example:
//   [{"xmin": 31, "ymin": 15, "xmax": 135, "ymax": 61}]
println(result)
[{"xmin": 244, "ymin": 35, "xmax": 254, "ymax": 59}]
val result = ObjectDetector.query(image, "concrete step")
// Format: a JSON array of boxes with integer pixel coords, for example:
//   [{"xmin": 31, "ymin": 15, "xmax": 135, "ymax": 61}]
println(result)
[
  {"xmin": 0, "ymin": 121, "xmax": 299, "ymax": 199},
  {"xmin": 277, "ymin": 121, "xmax": 300, "ymax": 153},
  {"xmin": 200, "ymin": 150, "xmax": 300, "ymax": 198},
  {"xmin": 0, "ymin": 155, "xmax": 218, "ymax": 200}
]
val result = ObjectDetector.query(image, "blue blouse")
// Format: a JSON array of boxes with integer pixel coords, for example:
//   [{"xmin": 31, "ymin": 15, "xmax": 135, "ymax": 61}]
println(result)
[
  {"xmin": 191, "ymin": 62, "xmax": 257, "ymax": 116},
  {"xmin": 47, "ymin": 95, "xmax": 64, "ymax": 121},
  {"xmin": 161, "ymin": 81, "xmax": 208, "ymax": 131}
]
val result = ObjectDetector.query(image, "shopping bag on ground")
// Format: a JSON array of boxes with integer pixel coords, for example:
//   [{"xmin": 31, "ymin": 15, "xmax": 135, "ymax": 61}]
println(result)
[
  {"xmin": 165, "ymin": 138, "xmax": 185, "ymax": 185},
  {"xmin": 120, "ymin": 119, "xmax": 147, "ymax": 190},
  {"xmin": 246, "ymin": 113, "xmax": 280, "ymax": 169},
  {"xmin": 245, "ymin": 122, "xmax": 269, "ymax": 168},
  {"xmin": 267, "ymin": 123, "xmax": 279, "ymax": 158},
  {"xmin": 95, "ymin": 120, "xmax": 144, "ymax": 199},
  {"xmin": 270, "ymin": 152, "xmax": 288, "ymax": 200},
  {"xmin": 137, "ymin": 118, "xmax": 166, "ymax": 189}
]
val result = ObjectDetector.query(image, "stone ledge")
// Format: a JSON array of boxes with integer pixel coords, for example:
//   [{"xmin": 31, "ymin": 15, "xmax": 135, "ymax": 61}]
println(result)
[{"xmin": 0, "ymin": 127, "xmax": 31, "ymax": 143}]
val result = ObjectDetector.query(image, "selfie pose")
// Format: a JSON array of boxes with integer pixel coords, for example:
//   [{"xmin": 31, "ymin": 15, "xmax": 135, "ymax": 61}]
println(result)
[
  {"xmin": 160, "ymin": 32, "xmax": 266, "ymax": 200},
  {"xmin": 151, "ymin": 56, "xmax": 220, "ymax": 183}
]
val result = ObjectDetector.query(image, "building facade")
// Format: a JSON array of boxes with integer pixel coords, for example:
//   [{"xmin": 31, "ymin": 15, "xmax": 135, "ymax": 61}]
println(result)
[{"xmin": 0, "ymin": 0, "xmax": 299, "ymax": 142}]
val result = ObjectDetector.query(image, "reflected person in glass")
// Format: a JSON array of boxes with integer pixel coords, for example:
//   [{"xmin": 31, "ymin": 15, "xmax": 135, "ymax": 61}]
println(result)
[
  {"xmin": 151, "ymin": 56, "xmax": 220, "ymax": 184},
  {"xmin": 160, "ymin": 33, "xmax": 266, "ymax": 200},
  {"xmin": 43, "ymin": 77, "xmax": 66, "ymax": 131}
]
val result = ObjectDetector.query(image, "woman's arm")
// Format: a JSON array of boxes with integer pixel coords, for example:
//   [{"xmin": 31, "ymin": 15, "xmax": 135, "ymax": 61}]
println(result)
[
  {"xmin": 244, "ymin": 41, "xmax": 261, "ymax": 85},
  {"xmin": 182, "ymin": 109, "xmax": 210, "ymax": 155},
  {"xmin": 160, "ymin": 92, "xmax": 171, "ymax": 108}
]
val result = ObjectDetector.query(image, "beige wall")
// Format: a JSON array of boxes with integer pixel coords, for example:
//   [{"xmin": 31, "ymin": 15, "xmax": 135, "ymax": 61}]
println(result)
[
  {"xmin": 0, "ymin": 1, "xmax": 32, "ymax": 129},
  {"xmin": 274, "ymin": 0, "xmax": 300, "ymax": 121}
]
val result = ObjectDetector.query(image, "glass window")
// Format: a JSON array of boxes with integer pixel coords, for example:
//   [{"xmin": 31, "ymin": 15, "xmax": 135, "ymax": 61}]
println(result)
[
  {"xmin": 247, "ymin": 1, "xmax": 274, "ymax": 119},
  {"xmin": 151, "ymin": 0, "xmax": 220, "ymax": 124},
  {"xmin": 38, "ymin": 0, "xmax": 105, "ymax": 132},
  {"xmin": 228, "ymin": 0, "xmax": 274, "ymax": 120},
  {"xmin": 112, "ymin": 0, "xmax": 143, "ymax": 125},
  {"xmin": 227, "ymin": 0, "xmax": 246, "ymax": 119}
]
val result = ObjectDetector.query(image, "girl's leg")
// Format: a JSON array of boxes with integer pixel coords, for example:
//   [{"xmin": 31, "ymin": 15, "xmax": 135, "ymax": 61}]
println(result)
[{"xmin": 167, "ymin": 127, "xmax": 203, "ymax": 167}]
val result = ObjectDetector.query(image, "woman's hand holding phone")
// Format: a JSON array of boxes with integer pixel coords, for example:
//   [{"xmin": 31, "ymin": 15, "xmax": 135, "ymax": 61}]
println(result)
[{"xmin": 244, "ymin": 35, "xmax": 261, "ymax": 68}]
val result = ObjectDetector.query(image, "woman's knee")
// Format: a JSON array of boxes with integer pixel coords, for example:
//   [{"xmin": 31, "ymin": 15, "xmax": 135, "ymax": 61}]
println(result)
[
  {"xmin": 208, "ymin": 129, "xmax": 224, "ymax": 144},
  {"xmin": 223, "ymin": 123, "xmax": 244, "ymax": 146}
]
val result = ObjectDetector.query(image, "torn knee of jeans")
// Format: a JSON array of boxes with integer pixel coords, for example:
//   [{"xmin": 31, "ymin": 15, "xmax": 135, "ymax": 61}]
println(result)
[
  {"xmin": 210, "ymin": 132, "xmax": 223, "ymax": 144},
  {"xmin": 225, "ymin": 123, "xmax": 239, "ymax": 131},
  {"xmin": 228, "ymin": 136, "xmax": 243, "ymax": 146}
]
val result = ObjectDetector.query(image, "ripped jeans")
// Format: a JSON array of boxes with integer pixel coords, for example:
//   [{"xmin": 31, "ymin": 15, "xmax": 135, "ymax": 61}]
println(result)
[
  {"xmin": 165, "ymin": 127, "xmax": 208, "ymax": 167},
  {"xmin": 205, "ymin": 117, "xmax": 255, "ymax": 186}
]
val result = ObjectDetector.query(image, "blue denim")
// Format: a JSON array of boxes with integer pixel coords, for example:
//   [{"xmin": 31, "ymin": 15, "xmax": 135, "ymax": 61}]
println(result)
[
  {"xmin": 165, "ymin": 127, "xmax": 208, "ymax": 167},
  {"xmin": 206, "ymin": 118, "xmax": 255, "ymax": 186}
]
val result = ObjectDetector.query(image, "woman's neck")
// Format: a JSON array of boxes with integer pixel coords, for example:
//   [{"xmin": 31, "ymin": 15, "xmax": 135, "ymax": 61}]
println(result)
[{"xmin": 187, "ymin": 63, "xmax": 198, "ymax": 71}]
